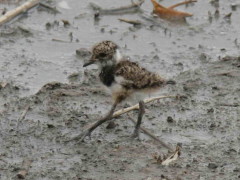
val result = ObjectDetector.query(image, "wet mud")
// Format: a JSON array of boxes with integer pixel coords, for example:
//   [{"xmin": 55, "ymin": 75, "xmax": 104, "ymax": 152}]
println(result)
[{"xmin": 0, "ymin": 0, "xmax": 240, "ymax": 179}]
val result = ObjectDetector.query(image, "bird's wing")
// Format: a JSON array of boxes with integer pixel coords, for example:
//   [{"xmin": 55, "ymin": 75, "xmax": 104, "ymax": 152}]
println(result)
[{"xmin": 114, "ymin": 60, "xmax": 165, "ymax": 89}]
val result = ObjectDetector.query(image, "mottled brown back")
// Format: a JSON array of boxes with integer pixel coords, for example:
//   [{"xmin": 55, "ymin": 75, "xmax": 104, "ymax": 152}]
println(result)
[{"xmin": 115, "ymin": 60, "xmax": 165, "ymax": 90}]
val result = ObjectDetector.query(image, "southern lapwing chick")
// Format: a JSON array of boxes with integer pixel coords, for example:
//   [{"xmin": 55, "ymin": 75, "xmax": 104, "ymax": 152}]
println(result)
[{"xmin": 81, "ymin": 40, "xmax": 175, "ymax": 141}]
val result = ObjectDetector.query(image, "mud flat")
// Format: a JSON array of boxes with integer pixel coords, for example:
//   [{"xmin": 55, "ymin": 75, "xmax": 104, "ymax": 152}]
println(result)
[{"xmin": 0, "ymin": 0, "xmax": 240, "ymax": 179}]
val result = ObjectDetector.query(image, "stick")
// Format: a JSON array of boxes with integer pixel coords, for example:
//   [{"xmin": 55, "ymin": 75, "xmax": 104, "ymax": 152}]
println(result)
[
  {"xmin": 112, "ymin": 95, "xmax": 176, "ymax": 118},
  {"xmin": 0, "ymin": 158, "xmax": 8, "ymax": 164},
  {"xmin": 0, "ymin": 0, "xmax": 40, "ymax": 26},
  {"xmin": 128, "ymin": 115, "xmax": 174, "ymax": 151},
  {"xmin": 118, "ymin": 18, "xmax": 142, "ymax": 25},
  {"xmin": 16, "ymin": 105, "xmax": 30, "ymax": 131},
  {"xmin": 89, "ymin": 0, "xmax": 145, "ymax": 15},
  {"xmin": 212, "ymin": 71, "xmax": 238, "ymax": 77},
  {"xmin": 39, "ymin": 2, "xmax": 60, "ymax": 13},
  {"xmin": 16, "ymin": 159, "xmax": 32, "ymax": 179},
  {"xmin": 52, "ymin": 38, "xmax": 70, "ymax": 43},
  {"xmin": 216, "ymin": 103, "xmax": 239, "ymax": 107},
  {"xmin": 168, "ymin": 0, "xmax": 197, "ymax": 10},
  {"xmin": 66, "ymin": 95, "xmax": 176, "ymax": 143}
]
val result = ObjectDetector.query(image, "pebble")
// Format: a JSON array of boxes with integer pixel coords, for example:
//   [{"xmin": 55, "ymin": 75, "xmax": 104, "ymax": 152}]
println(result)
[
  {"xmin": 208, "ymin": 163, "xmax": 218, "ymax": 169},
  {"xmin": 167, "ymin": 116, "xmax": 174, "ymax": 123},
  {"xmin": 231, "ymin": 3, "xmax": 237, "ymax": 11}
]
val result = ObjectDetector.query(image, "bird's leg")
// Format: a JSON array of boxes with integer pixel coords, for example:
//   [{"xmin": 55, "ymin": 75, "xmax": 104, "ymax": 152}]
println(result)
[
  {"xmin": 132, "ymin": 100, "xmax": 145, "ymax": 139},
  {"xmin": 79, "ymin": 101, "xmax": 118, "ymax": 142}
]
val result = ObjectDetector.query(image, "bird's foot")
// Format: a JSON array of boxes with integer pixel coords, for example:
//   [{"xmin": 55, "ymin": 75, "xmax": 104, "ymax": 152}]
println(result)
[
  {"xmin": 131, "ymin": 129, "xmax": 140, "ymax": 140},
  {"xmin": 106, "ymin": 121, "xmax": 117, "ymax": 129},
  {"xmin": 79, "ymin": 130, "xmax": 92, "ymax": 142}
]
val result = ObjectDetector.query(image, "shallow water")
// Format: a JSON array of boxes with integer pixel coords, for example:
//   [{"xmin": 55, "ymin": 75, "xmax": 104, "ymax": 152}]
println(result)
[{"xmin": 0, "ymin": 0, "xmax": 239, "ymax": 96}]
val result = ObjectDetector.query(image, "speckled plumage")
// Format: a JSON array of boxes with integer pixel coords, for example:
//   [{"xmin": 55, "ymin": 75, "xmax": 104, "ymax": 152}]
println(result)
[
  {"xmin": 90, "ymin": 41, "xmax": 118, "ymax": 63},
  {"xmin": 115, "ymin": 60, "xmax": 165, "ymax": 90},
  {"xmin": 85, "ymin": 41, "xmax": 168, "ymax": 102},
  {"xmin": 81, "ymin": 40, "xmax": 174, "ymax": 140}
]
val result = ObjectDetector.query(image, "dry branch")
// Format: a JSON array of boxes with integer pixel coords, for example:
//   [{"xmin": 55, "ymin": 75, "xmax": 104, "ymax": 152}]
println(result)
[
  {"xmin": 39, "ymin": 2, "xmax": 60, "ymax": 13},
  {"xmin": 168, "ymin": 0, "xmax": 197, "ymax": 9},
  {"xmin": 52, "ymin": 38, "xmax": 70, "ymax": 43},
  {"xmin": 0, "ymin": 0, "xmax": 40, "ymax": 26},
  {"xmin": 216, "ymin": 103, "xmax": 239, "ymax": 107},
  {"xmin": 67, "ymin": 95, "xmax": 176, "ymax": 148},
  {"xmin": 118, "ymin": 18, "xmax": 142, "ymax": 25},
  {"xmin": 112, "ymin": 95, "xmax": 176, "ymax": 118},
  {"xmin": 89, "ymin": 0, "xmax": 145, "ymax": 15},
  {"xmin": 212, "ymin": 71, "xmax": 238, "ymax": 77},
  {"xmin": 16, "ymin": 105, "xmax": 30, "ymax": 131},
  {"xmin": 0, "ymin": 158, "xmax": 8, "ymax": 164}
]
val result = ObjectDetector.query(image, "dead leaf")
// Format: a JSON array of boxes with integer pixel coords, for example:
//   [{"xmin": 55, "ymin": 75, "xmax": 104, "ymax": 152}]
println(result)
[
  {"xmin": 150, "ymin": 0, "xmax": 197, "ymax": 21},
  {"xmin": 0, "ymin": 82, "xmax": 8, "ymax": 88},
  {"xmin": 152, "ymin": 145, "xmax": 181, "ymax": 165}
]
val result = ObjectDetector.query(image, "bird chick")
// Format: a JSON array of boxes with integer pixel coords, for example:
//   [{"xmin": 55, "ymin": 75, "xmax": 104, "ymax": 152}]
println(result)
[{"xmin": 81, "ymin": 40, "xmax": 175, "ymax": 141}]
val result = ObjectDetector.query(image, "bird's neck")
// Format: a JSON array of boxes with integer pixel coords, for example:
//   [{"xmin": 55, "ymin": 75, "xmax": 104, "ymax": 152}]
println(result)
[{"xmin": 114, "ymin": 49, "xmax": 122, "ymax": 62}]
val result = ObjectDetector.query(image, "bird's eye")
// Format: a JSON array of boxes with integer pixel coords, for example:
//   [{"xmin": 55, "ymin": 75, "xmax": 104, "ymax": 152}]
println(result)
[{"xmin": 99, "ymin": 53, "xmax": 107, "ymax": 57}]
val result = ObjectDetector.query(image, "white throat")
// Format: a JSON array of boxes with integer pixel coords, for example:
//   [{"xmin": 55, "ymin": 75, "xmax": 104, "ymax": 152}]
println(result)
[{"xmin": 114, "ymin": 49, "xmax": 122, "ymax": 62}]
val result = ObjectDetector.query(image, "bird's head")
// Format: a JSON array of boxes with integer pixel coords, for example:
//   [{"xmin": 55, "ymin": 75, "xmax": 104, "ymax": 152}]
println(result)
[{"xmin": 83, "ymin": 41, "xmax": 122, "ymax": 68}]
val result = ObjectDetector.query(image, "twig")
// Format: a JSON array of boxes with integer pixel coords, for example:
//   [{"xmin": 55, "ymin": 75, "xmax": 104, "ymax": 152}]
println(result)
[
  {"xmin": 16, "ymin": 159, "xmax": 32, "ymax": 179},
  {"xmin": 0, "ymin": 0, "xmax": 40, "ymax": 26},
  {"xmin": 66, "ymin": 95, "xmax": 176, "ymax": 143},
  {"xmin": 0, "ymin": 158, "xmax": 8, "ymax": 164},
  {"xmin": 39, "ymin": 2, "xmax": 60, "ymax": 13},
  {"xmin": 112, "ymin": 95, "xmax": 176, "ymax": 118},
  {"xmin": 89, "ymin": 0, "xmax": 145, "ymax": 15},
  {"xmin": 18, "ymin": 25, "xmax": 32, "ymax": 35},
  {"xmin": 168, "ymin": 0, "xmax": 197, "ymax": 9},
  {"xmin": 118, "ymin": 18, "xmax": 142, "ymax": 25},
  {"xmin": 128, "ymin": 115, "xmax": 174, "ymax": 151},
  {"xmin": 216, "ymin": 103, "xmax": 239, "ymax": 107},
  {"xmin": 212, "ymin": 71, "xmax": 238, "ymax": 77},
  {"xmin": 16, "ymin": 105, "xmax": 30, "ymax": 131},
  {"xmin": 0, "ymin": 168, "xmax": 8, "ymax": 170},
  {"xmin": 52, "ymin": 38, "xmax": 70, "ymax": 43}
]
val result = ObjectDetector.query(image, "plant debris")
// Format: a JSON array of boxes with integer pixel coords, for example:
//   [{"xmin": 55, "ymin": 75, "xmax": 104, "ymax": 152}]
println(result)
[
  {"xmin": 118, "ymin": 18, "xmax": 142, "ymax": 26},
  {"xmin": 150, "ymin": 0, "xmax": 197, "ymax": 21},
  {"xmin": 39, "ymin": 2, "xmax": 60, "ymax": 13},
  {"xmin": 89, "ymin": 0, "xmax": 145, "ymax": 15},
  {"xmin": 0, "ymin": 82, "xmax": 8, "ymax": 89},
  {"xmin": 152, "ymin": 145, "xmax": 181, "ymax": 165}
]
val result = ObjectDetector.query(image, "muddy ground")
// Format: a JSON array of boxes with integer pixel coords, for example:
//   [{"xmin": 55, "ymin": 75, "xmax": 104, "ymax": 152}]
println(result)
[{"xmin": 0, "ymin": 0, "xmax": 240, "ymax": 180}]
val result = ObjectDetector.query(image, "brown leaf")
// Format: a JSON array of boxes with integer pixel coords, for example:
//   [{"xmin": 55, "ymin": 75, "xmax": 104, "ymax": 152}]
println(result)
[{"xmin": 150, "ymin": 0, "xmax": 196, "ymax": 21}]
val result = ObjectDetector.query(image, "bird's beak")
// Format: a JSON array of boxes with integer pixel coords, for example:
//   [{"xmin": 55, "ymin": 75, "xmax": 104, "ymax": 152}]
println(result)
[
  {"xmin": 83, "ymin": 61, "xmax": 94, "ymax": 67},
  {"xmin": 83, "ymin": 56, "xmax": 95, "ymax": 67}
]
